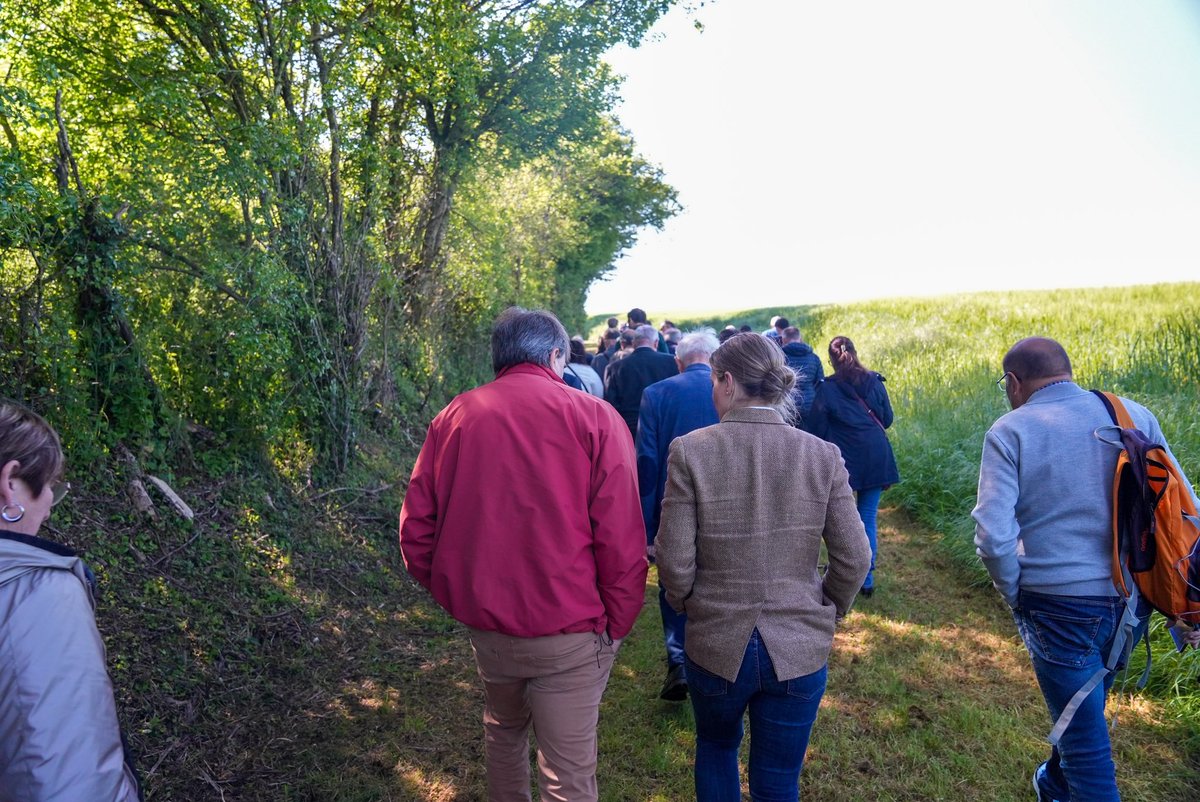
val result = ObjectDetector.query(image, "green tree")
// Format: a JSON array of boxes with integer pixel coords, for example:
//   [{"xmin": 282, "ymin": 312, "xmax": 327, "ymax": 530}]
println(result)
[{"xmin": 1, "ymin": 0, "xmax": 678, "ymax": 477}]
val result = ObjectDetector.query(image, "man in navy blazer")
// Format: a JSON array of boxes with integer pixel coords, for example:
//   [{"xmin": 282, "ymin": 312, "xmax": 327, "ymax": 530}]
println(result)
[{"xmin": 636, "ymin": 328, "xmax": 721, "ymax": 701}]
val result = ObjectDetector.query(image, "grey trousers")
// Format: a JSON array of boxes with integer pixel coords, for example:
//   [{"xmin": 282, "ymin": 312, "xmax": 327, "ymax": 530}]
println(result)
[{"xmin": 468, "ymin": 629, "xmax": 621, "ymax": 802}]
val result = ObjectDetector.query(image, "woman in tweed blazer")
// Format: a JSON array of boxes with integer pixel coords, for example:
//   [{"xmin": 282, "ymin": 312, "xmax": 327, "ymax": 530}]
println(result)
[{"xmin": 656, "ymin": 333, "xmax": 871, "ymax": 802}]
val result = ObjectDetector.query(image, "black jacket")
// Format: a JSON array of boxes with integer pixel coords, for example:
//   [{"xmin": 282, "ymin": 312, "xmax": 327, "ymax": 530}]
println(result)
[{"xmin": 604, "ymin": 347, "xmax": 679, "ymax": 437}]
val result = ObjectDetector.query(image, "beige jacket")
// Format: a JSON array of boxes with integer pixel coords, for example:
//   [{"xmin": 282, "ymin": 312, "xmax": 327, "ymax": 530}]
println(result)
[{"xmin": 656, "ymin": 407, "xmax": 871, "ymax": 682}]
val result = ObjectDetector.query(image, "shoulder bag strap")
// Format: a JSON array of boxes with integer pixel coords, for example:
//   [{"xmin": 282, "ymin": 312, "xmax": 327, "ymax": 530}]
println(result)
[{"xmin": 834, "ymin": 378, "xmax": 886, "ymax": 431}]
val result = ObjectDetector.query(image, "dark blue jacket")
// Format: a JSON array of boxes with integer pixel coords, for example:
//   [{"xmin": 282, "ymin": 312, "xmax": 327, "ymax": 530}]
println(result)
[
  {"xmin": 635, "ymin": 364, "xmax": 719, "ymax": 543},
  {"xmin": 804, "ymin": 372, "xmax": 899, "ymax": 491},
  {"xmin": 781, "ymin": 341, "xmax": 824, "ymax": 419}
]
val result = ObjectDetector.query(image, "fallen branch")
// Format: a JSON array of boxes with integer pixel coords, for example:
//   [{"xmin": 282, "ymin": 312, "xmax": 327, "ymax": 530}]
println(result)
[
  {"xmin": 306, "ymin": 482, "xmax": 392, "ymax": 503},
  {"xmin": 146, "ymin": 475, "xmax": 195, "ymax": 520},
  {"xmin": 114, "ymin": 443, "xmax": 156, "ymax": 520}
]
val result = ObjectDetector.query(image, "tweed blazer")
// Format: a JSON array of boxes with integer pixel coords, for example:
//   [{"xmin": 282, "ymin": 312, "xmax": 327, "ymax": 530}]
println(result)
[{"xmin": 656, "ymin": 406, "xmax": 871, "ymax": 682}]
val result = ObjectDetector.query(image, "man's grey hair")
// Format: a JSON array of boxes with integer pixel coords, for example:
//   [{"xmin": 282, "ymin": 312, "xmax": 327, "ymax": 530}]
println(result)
[
  {"xmin": 675, "ymin": 328, "xmax": 720, "ymax": 364},
  {"xmin": 491, "ymin": 306, "xmax": 569, "ymax": 374},
  {"xmin": 634, "ymin": 324, "xmax": 658, "ymax": 346}
]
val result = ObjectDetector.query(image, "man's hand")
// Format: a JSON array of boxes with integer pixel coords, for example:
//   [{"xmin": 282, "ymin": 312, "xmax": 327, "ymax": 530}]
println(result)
[
  {"xmin": 645, "ymin": 544, "xmax": 656, "ymax": 564},
  {"xmin": 1170, "ymin": 621, "xmax": 1200, "ymax": 648}
]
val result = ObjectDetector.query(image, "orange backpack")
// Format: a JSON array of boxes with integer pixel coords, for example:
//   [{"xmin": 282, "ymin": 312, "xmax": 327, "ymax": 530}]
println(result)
[
  {"xmin": 1094, "ymin": 391, "xmax": 1200, "ymax": 625},
  {"xmin": 1048, "ymin": 392, "xmax": 1200, "ymax": 746}
]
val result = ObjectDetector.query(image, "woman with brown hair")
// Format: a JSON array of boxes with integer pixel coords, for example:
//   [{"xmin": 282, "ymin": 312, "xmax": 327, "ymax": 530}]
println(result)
[
  {"xmin": 804, "ymin": 335, "xmax": 900, "ymax": 597},
  {"xmin": 656, "ymin": 333, "xmax": 871, "ymax": 802},
  {"xmin": 0, "ymin": 401, "xmax": 142, "ymax": 801}
]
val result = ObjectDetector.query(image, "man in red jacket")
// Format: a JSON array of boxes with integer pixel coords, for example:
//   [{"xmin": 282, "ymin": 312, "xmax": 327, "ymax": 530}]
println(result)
[{"xmin": 399, "ymin": 307, "xmax": 648, "ymax": 802}]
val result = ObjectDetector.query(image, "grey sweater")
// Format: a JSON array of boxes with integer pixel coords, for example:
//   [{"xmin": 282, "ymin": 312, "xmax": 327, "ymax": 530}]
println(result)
[{"xmin": 972, "ymin": 382, "xmax": 1197, "ymax": 608}]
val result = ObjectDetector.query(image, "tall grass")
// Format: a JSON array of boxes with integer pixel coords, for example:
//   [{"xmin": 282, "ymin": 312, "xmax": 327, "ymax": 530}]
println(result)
[
  {"xmin": 793, "ymin": 284, "xmax": 1200, "ymax": 560},
  {"xmin": 667, "ymin": 282, "xmax": 1200, "ymax": 725}
]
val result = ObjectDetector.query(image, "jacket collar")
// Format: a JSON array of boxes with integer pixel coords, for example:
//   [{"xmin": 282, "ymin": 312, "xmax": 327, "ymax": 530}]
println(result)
[
  {"xmin": 495, "ymin": 362, "xmax": 566, "ymax": 384},
  {"xmin": 720, "ymin": 406, "xmax": 787, "ymax": 425},
  {"xmin": 0, "ymin": 529, "xmax": 77, "ymax": 557},
  {"xmin": 683, "ymin": 363, "xmax": 712, "ymax": 374}
]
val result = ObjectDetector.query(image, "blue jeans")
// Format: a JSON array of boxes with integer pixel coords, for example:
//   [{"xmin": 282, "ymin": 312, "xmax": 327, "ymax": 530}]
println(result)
[
  {"xmin": 856, "ymin": 487, "xmax": 882, "ymax": 590},
  {"xmin": 1014, "ymin": 590, "xmax": 1124, "ymax": 802},
  {"xmin": 659, "ymin": 581, "xmax": 687, "ymax": 667},
  {"xmin": 687, "ymin": 630, "xmax": 827, "ymax": 802}
]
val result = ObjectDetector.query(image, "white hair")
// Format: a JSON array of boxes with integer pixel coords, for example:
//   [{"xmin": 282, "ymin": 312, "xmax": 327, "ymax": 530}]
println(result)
[
  {"xmin": 675, "ymin": 327, "xmax": 720, "ymax": 364},
  {"xmin": 634, "ymin": 324, "xmax": 658, "ymax": 346}
]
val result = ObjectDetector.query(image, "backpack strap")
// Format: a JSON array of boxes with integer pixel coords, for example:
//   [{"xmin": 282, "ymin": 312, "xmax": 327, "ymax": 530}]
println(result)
[
  {"xmin": 1047, "ymin": 588, "xmax": 1149, "ymax": 746},
  {"xmin": 1091, "ymin": 389, "xmax": 1139, "ymax": 598},
  {"xmin": 1092, "ymin": 389, "xmax": 1136, "ymax": 429},
  {"xmin": 1048, "ymin": 391, "xmax": 1155, "ymax": 746}
]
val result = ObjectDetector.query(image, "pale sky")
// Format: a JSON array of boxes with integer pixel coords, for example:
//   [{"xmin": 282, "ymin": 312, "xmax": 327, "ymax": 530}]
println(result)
[{"xmin": 587, "ymin": 0, "xmax": 1200, "ymax": 315}]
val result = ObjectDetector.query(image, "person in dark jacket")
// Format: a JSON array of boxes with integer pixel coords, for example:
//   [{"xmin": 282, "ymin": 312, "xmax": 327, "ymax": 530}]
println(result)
[
  {"xmin": 780, "ymin": 326, "xmax": 824, "ymax": 421},
  {"xmin": 804, "ymin": 336, "xmax": 899, "ymax": 596},
  {"xmin": 604, "ymin": 325, "xmax": 679, "ymax": 439}
]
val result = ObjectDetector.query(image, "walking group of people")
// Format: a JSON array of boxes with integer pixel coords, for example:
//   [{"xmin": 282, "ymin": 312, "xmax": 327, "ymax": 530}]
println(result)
[
  {"xmin": 399, "ymin": 307, "xmax": 1200, "ymax": 802},
  {"xmin": 3, "ymin": 305, "xmax": 1197, "ymax": 801}
]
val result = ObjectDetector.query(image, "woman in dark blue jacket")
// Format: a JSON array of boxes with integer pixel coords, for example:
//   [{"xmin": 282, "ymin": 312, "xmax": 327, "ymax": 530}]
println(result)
[{"xmin": 804, "ymin": 336, "xmax": 899, "ymax": 596}]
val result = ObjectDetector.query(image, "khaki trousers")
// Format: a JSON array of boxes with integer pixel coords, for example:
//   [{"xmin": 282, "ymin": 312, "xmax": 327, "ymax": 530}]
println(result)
[{"xmin": 468, "ymin": 629, "xmax": 621, "ymax": 802}]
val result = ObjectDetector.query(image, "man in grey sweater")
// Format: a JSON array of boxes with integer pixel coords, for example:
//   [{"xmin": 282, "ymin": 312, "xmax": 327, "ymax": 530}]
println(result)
[{"xmin": 973, "ymin": 337, "xmax": 1197, "ymax": 802}]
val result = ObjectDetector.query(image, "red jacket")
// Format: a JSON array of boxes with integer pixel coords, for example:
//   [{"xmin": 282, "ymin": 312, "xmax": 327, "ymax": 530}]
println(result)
[{"xmin": 399, "ymin": 363, "xmax": 648, "ymax": 638}]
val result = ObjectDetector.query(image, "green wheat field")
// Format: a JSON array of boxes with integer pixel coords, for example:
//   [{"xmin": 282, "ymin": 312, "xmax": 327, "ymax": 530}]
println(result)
[{"xmin": 582, "ymin": 282, "xmax": 1200, "ymax": 800}]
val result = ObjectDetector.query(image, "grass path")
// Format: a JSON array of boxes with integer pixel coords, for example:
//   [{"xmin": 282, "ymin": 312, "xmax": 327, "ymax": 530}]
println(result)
[{"xmin": 372, "ymin": 508, "xmax": 1198, "ymax": 801}]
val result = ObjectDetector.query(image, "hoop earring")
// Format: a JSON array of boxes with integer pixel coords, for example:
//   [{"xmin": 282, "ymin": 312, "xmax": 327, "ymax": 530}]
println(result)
[{"xmin": 1, "ymin": 503, "xmax": 25, "ymax": 523}]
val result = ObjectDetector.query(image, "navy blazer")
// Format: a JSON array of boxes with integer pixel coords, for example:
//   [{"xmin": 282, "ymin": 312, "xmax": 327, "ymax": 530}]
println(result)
[
  {"xmin": 804, "ymin": 372, "xmax": 899, "ymax": 491},
  {"xmin": 635, "ymin": 364, "xmax": 720, "ymax": 543},
  {"xmin": 604, "ymin": 347, "xmax": 679, "ymax": 437}
]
